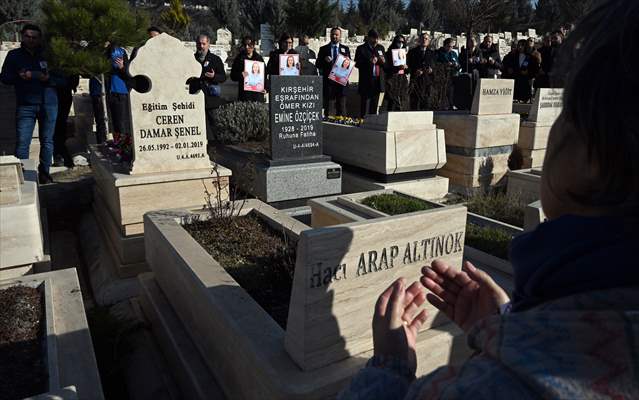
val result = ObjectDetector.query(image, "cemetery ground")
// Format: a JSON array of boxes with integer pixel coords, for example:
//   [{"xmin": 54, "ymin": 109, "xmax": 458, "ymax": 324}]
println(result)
[{"xmin": 1, "ymin": 158, "xmax": 526, "ymax": 399}]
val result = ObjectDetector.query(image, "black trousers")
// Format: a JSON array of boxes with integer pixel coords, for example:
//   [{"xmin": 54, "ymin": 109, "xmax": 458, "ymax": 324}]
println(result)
[
  {"xmin": 205, "ymin": 107, "xmax": 216, "ymax": 142},
  {"xmin": 54, "ymin": 88, "xmax": 73, "ymax": 165},
  {"xmin": 108, "ymin": 93, "xmax": 130, "ymax": 134},
  {"xmin": 91, "ymin": 96, "xmax": 107, "ymax": 144},
  {"xmin": 323, "ymin": 82, "xmax": 347, "ymax": 117},
  {"xmin": 359, "ymin": 93, "xmax": 380, "ymax": 118}
]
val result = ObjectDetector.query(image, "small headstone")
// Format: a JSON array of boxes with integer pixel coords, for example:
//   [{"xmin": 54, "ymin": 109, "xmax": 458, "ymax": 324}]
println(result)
[
  {"xmin": 528, "ymin": 88, "xmax": 563, "ymax": 123},
  {"xmin": 260, "ymin": 24, "xmax": 274, "ymax": 54},
  {"xmin": 527, "ymin": 28, "xmax": 537, "ymax": 38},
  {"xmin": 216, "ymin": 28, "xmax": 232, "ymax": 45},
  {"xmin": 269, "ymin": 76, "xmax": 323, "ymax": 162},
  {"xmin": 471, "ymin": 79, "xmax": 515, "ymax": 115},
  {"xmin": 504, "ymin": 32, "xmax": 512, "ymax": 40},
  {"xmin": 128, "ymin": 33, "xmax": 209, "ymax": 174},
  {"xmin": 0, "ymin": 155, "xmax": 23, "ymax": 205}
]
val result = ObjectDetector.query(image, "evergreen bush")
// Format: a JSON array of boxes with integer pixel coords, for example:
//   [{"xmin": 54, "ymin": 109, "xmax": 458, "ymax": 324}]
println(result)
[{"xmin": 212, "ymin": 101, "xmax": 269, "ymax": 144}]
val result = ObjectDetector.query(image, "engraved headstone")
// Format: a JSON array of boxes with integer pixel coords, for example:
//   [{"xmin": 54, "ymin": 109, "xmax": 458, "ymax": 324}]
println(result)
[
  {"xmin": 216, "ymin": 28, "xmax": 232, "ymax": 45},
  {"xmin": 285, "ymin": 205, "xmax": 467, "ymax": 370},
  {"xmin": 260, "ymin": 24, "xmax": 274, "ymax": 54},
  {"xmin": 128, "ymin": 33, "xmax": 209, "ymax": 174},
  {"xmin": 528, "ymin": 88, "xmax": 563, "ymax": 123},
  {"xmin": 269, "ymin": 76, "xmax": 323, "ymax": 161},
  {"xmin": 471, "ymin": 79, "xmax": 515, "ymax": 115}
]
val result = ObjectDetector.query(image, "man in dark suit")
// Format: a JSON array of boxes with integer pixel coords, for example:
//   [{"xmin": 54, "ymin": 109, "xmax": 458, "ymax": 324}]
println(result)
[
  {"xmin": 355, "ymin": 30, "xmax": 385, "ymax": 117},
  {"xmin": 316, "ymin": 27, "xmax": 351, "ymax": 117},
  {"xmin": 407, "ymin": 32, "xmax": 435, "ymax": 111}
]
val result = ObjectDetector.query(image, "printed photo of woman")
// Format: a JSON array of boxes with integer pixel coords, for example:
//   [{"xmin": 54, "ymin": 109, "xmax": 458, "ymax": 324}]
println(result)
[{"xmin": 279, "ymin": 54, "xmax": 300, "ymax": 76}]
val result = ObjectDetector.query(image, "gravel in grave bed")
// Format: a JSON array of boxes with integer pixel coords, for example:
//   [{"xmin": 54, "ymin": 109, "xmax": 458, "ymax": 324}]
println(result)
[
  {"xmin": 184, "ymin": 213, "xmax": 296, "ymax": 328},
  {"xmin": 361, "ymin": 193, "xmax": 436, "ymax": 215},
  {"xmin": 0, "ymin": 285, "xmax": 47, "ymax": 400}
]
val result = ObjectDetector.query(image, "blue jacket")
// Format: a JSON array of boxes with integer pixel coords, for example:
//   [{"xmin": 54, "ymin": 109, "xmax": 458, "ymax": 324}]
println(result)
[{"xmin": 0, "ymin": 45, "xmax": 58, "ymax": 105}]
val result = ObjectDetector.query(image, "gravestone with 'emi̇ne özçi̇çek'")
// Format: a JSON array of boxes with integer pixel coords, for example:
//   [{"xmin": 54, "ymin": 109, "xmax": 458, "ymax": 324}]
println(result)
[{"xmin": 269, "ymin": 76, "xmax": 324, "ymax": 162}]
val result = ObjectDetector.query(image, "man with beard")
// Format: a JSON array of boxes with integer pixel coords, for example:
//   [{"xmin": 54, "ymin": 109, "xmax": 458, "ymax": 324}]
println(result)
[
  {"xmin": 317, "ymin": 27, "xmax": 351, "ymax": 117},
  {"xmin": 189, "ymin": 33, "xmax": 226, "ymax": 142},
  {"xmin": 407, "ymin": 33, "xmax": 435, "ymax": 111}
]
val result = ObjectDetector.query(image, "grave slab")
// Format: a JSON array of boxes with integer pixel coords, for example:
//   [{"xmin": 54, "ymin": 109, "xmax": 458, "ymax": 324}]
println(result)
[
  {"xmin": 1, "ymin": 158, "xmax": 46, "ymax": 277},
  {"xmin": 507, "ymin": 168, "xmax": 542, "ymax": 205},
  {"xmin": 142, "ymin": 201, "xmax": 471, "ymax": 399},
  {"xmin": 323, "ymin": 112, "xmax": 446, "ymax": 175},
  {"xmin": 341, "ymin": 171, "xmax": 449, "ymax": 200},
  {"xmin": 0, "ymin": 269, "xmax": 104, "ymax": 399},
  {"xmin": 433, "ymin": 112, "xmax": 520, "ymax": 149}
]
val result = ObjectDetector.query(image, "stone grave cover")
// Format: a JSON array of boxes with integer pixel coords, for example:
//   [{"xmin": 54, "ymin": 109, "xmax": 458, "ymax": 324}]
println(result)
[{"xmin": 128, "ymin": 33, "xmax": 210, "ymax": 174}]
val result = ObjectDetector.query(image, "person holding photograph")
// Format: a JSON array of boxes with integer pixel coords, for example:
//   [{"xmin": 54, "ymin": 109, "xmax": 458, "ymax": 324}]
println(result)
[
  {"xmin": 231, "ymin": 37, "xmax": 265, "ymax": 102},
  {"xmin": 331, "ymin": 57, "xmax": 352, "ymax": 82},
  {"xmin": 355, "ymin": 29, "xmax": 386, "ymax": 117},
  {"xmin": 384, "ymin": 35, "xmax": 409, "ymax": 111},
  {"xmin": 266, "ymin": 33, "xmax": 298, "ymax": 79},
  {"xmin": 317, "ymin": 27, "xmax": 351, "ymax": 117}
]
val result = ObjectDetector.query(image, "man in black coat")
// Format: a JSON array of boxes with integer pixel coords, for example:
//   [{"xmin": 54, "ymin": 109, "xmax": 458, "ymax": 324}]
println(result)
[
  {"xmin": 477, "ymin": 35, "xmax": 502, "ymax": 78},
  {"xmin": 189, "ymin": 33, "xmax": 226, "ymax": 141},
  {"xmin": 355, "ymin": 29, "xmax": 386, "ymax": 117},
  {"xmin": 231, "ymin": 37, "xmax": 265, "ymax": 102},
  {"xmin": 407, "ymin": 32, "xmax": 435, "ymax": 111},
  {"xmin": 316, "ymin": 27, "xmax": 351, "ymax": 117}
]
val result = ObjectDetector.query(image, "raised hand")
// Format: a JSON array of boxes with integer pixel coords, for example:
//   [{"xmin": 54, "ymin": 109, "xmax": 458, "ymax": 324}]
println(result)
[
  {"xmin": 373, "ymin": 278, "xmax": 429, "ymax": 375},
  {"xmin": 421, "ymin": 260, "xmax": 509, "ymax": 333}
]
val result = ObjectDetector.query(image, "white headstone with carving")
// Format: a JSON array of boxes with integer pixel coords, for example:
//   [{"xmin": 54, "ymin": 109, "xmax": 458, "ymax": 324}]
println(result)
[
  {"xmin": 528, "ymin": 88, "xmax": 563, "ymax": 123},
  {"xmin": 471, "ymin": 79, "xmax": 515, "ymax": 115},
  {"xmin": 216, "ymin": 28, "xmax": 232, "ymax": 45},
  {"xmin": 127, "ymin": 33, "xmax": 209, "ymax": 174}
]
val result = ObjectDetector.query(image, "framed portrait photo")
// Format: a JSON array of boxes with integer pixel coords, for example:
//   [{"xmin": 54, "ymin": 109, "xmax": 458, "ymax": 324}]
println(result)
[
  {"xmin": 243, "ymin": 60, "xmax": 265, "ymax": 92},
  {"xmin": 279, "ymin": 54, "xmax": 300, "ymax": 76},
  {"xmin": 392, "ymin": 48, "xmax": 407, "ymax": 67},
  {"xmin": 328, "ymin": 54, "xmax": 354, "ymax": 86}
]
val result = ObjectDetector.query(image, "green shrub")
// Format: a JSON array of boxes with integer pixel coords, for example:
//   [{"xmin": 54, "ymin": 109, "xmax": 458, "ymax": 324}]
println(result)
[
  {"xmin": 465, "ymin": 223, "xmax": 512, "ymax": 260},
  {"xmin": 361, "ymin": 194, "xmax": 435, "ymax": 215},
  {"xmin": 212, "ymin": 101, "xmax": 269, "ymax": 144},
  {"xmin": 466, "ymin": 191, "xmax": 525, "ymax": 227}
]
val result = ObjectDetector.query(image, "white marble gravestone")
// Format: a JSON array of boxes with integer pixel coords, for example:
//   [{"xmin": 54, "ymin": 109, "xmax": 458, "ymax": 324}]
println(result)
[
  {"xmin": 471, "ymin": 79, "xmax": 515, "ymax": 115},
  {"xmin": 528, "ymin": 88, "xmax": 563, "ymax": 123},
  {"xmin": 128, "ymin": 33, "xmax": 209, "ymax": 174},
  {"xmin": 216, "ymin": 28, "xmax": 232, "ymax": 45}
]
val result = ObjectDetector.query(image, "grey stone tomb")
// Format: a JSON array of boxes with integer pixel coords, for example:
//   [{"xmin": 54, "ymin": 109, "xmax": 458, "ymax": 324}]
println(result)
[{"xmin": 217, "ymin": 76, "xmax": 341, "ymax": 204}]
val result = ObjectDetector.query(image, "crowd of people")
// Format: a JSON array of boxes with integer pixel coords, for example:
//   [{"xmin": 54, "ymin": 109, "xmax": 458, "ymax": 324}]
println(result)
[{"xmin": 0, "ymin": 21, "xmax": 564, "ymax": 183}]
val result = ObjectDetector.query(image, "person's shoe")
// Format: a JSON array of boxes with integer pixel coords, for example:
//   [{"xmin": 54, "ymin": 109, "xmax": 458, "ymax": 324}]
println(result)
[
  {"xmin": 38, "ymin": 170, "xmax": 54, "ymax": 184},
  {"xmin": 53, "ymin": 155, "xmax": 65, "ymax": 167}
]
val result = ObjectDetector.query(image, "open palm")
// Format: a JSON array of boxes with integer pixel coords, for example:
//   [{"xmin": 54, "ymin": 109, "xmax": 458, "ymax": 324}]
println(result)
[{"xmin": 421, "ymin": 260, "xmax": 509, "ymax": 333}]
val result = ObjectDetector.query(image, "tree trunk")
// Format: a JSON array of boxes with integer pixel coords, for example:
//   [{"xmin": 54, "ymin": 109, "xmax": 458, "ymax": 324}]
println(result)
[{"xmin": 99, "ymin": 74, "xmax": 110, "ymax": 140}]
